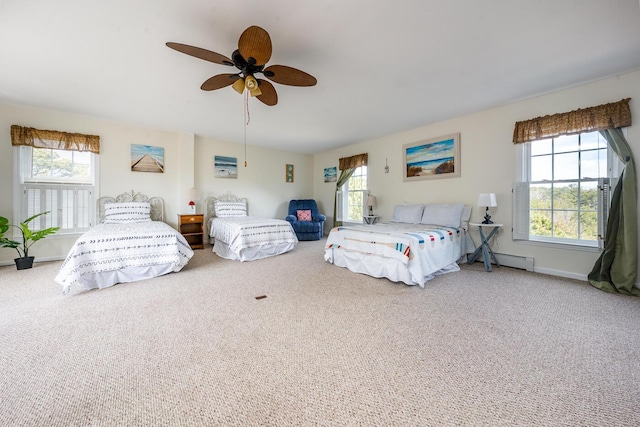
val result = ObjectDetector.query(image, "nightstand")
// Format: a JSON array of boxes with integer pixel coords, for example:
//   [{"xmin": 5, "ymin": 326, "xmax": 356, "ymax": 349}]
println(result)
[
  {"xmin": 178, "ymin": 214, "xmax": 204, "ymax": 250},
  {"xmin": 363, "ymin": 215, "xmax": 380, "ymax": 225},
  {"xmin": 467, "ymin": 223, "xmax": 502, "ymax": 271}
]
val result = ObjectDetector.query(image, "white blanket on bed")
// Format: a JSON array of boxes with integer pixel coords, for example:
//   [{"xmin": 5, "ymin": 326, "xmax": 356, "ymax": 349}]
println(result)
[
  {"xmin": 209, "ymin": 216, "xmax": 298, "ymax": 254},
  {"xmin": 55, "ymin": 221, "xmax": 194, "ymax": 293},
  {"xmin": 324, "ymin": 223, "xmax": 466, "ymax": 287}
]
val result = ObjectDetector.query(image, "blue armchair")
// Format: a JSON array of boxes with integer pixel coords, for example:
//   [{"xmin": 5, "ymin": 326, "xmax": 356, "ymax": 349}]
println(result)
[{"xmin": 286, "ymin": 199, "xmax": 326, "ymax": 241}]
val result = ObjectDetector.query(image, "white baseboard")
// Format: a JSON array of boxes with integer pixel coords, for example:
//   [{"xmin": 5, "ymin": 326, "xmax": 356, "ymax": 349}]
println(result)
[
  {"xmin": 0, "ymin": 255, "xmax": 64, "ymax": 267},
  {"xmin": 481, "ymin": 252, "xmax": 640, "ymax": 288},
  {"xmin": 474, "ymin": 252, "xmax": 534, "ymax": 272},
  {"xmin": 494, "ymin": 253, "xmax": 535, "ymax": 272},
  {"xmin": 532, "ymin": 266, "xmax": 587, "ymax": 281}
]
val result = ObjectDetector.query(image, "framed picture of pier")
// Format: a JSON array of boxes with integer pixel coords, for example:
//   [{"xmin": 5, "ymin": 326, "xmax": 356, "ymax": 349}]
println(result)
[
  {"xmin": 131, "ymin": 144, "xmax": 164, "ymax": 173},
  {"xmin": 403, "ymin": 133, "xmax": 460, "ymax": 182}
]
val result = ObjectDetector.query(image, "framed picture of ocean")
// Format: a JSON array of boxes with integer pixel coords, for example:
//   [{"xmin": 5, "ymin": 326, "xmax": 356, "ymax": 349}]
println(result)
[
  {"xmin": 324, "ymin": 166, "xmax": 337, "ymax": 182},
  {"xmin": 402, "ymin": 133, "xmax": 460, "ymax": 182},
  {"xmin": 214, "ymin": 155, "xmax": 238, "ymax": 179}
]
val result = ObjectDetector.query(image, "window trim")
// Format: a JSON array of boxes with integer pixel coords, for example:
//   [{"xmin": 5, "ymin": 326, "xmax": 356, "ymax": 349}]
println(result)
[
  {"xmin": 13, "ymin": 146, "xmax": 99, "ymax": 238},
  {"xmin": 514, "ymin": 131, "xmax": 618, "ymax": 249},
  {"xmin": 337, "ymin": 165, "xmax": 368, "ymax": 223}
]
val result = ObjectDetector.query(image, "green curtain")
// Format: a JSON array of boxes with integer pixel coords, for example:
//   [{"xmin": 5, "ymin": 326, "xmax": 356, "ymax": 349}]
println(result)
[
  {"xmin": 332, "ymin": 167, "xmax": 356, "ymax": 228},
  {"xmin": 588, "ymin": 128, "xmax": 639, "ymax": 295}
]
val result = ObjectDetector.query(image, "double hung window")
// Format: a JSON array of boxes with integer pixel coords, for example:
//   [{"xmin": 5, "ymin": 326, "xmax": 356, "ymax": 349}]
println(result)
[
  {"xmin": 337, "ymin": 165, "xmax": 368, "ymax": 223},
  {"xmin": 514, "ymin": 131, "xmax": 618, "ymax": 248}
]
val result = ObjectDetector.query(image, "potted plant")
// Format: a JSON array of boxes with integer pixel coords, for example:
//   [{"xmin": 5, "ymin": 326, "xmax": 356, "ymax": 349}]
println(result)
[{"xmin": 0, "ymin": 211, "xmax": 59, "ymax": 270}]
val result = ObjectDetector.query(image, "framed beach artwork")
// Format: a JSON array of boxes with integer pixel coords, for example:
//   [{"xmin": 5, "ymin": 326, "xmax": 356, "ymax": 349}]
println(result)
[
  {"xmin": 131, "ymin": 144, "xmax": 164, "ymax": 173},
  {"xmin": 324, "ymin": 166, "xmax": 337, "ymax": 182},
  {"xmin": 285, "ymin": 164, "xmax": 294, "ymax": 183},
  {"xmin": 403, "ymin": 133, "xmax": 460, "ymax": 182},
  {"xmin": 214, "ymin": 155, "xmax": 238, "ymax": 179}
]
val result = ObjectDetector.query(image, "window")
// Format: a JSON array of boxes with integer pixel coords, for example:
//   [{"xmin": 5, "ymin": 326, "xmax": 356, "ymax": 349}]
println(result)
[
  {"xmin": 14, "ymin": 146, "xmax": 97, "ymax": 234},
  {"xmin": 514, "ymin": 131, "xmax": 619, "ymax": 248},
  {"xmin": 337, "ymin": 165, "xmax": 368, "ymax": 222}
]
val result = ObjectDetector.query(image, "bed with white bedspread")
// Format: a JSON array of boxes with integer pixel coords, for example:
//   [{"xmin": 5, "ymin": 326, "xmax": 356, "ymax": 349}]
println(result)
[
  {"xmin": 324, "ymin": 203, "xmax": 473, "ymax": 287},
  {"xmin": 55, "ymin": 191, "xmax": 194, "ymax": 294},
  {"xmin": 206, "ymin": 193, "xmax": 297, "ymax": 261}
]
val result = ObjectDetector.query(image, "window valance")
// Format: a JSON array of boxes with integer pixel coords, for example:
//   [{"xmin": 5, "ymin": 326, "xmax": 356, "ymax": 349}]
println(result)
[
  {"xmin": 338, "ymin": 153, "xmax": 368, "ymax": 170},
  {"xmin": 512, "ymin": 98, "xmax": 631, "ymax": 144},
  {"xmin": 11, "ymin": 125, "xmax": 100, "ymax": 154}
]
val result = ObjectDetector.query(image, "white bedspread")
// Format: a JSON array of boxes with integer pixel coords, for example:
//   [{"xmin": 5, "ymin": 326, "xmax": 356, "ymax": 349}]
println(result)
[
  {"xmin": 324, "ymin": 223, "xmax": 466, "ymax": 287},
  {"xmin": 209, "ymin": 216, "xmax": 298, "ymax": 261},
  {"xmin": 55, "ymin": 221, "xmax": 194, "ymax": 293}
]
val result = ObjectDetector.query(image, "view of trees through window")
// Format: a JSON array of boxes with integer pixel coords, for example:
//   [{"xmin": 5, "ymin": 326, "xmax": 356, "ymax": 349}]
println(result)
[
  {"xmin": 344, "ymin": 166, "xmax": 367, "ymax": 222},
  {"xmin": 528, "ymin": 132, "xmax": 606, "ymax": 242},
  {"xmin": 31, "ymin": 148, "xmax": 91, "ymax": 180}
]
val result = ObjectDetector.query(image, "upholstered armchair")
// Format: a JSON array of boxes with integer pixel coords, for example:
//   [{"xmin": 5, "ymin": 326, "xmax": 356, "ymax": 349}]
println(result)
[{"xmin": 286, "ymin": 199, "xmax": 326, "ymax": 241}]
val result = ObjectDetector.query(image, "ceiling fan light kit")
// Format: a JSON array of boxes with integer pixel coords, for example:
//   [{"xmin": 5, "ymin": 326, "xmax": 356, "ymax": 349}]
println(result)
[{"xmin": 167, "ymin": 25, "xmax": 316, "ymax": 106}]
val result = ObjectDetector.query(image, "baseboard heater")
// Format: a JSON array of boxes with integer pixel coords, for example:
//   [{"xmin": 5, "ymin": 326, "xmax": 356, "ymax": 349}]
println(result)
[{"xmin": 472, "ymin": 252, "xmax": 534, "ymax": 272}]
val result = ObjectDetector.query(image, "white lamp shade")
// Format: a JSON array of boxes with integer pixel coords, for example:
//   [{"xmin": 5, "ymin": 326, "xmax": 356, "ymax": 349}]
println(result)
[
  {"xmin": 477, "ymin": 193, "xmax": 497, "ymax": 207},
  {"xmin": 367, "ymin": 195, "xmax": 377, "ymax": 208},
  {"xmin": 187, "ymin": 188, "xmax": 198, "ymax": 203}
]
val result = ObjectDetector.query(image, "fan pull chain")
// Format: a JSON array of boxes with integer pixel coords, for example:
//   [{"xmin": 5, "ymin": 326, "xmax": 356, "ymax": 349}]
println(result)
[{"xmin": 243, "ymin": 91, "xmax": 249, "ymax": 167}]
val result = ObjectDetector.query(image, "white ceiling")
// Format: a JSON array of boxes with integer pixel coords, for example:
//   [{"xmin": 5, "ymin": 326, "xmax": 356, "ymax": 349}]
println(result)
[{"xmin": 1, "ymin": 0, "xmax": 640, "ymax": 154}]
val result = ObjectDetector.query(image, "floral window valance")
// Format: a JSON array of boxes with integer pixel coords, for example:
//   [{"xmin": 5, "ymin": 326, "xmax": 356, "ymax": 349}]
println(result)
[
  {"xmin": 512, "ymin": 98, "xmax": 631, "ymax": 144},
  {"xmin": 338, "ymin": 153, "xmax": 368, "ymax": 170},
  {"xmin": 11, "ymin": 125, "xmax": 100, "ymax": 154}
]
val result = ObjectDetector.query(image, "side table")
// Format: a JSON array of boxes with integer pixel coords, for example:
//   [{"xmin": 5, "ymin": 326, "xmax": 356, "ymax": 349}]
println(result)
[
  {"xmin": 363, "ymin": 215, "xmax": 380, "ymax": 225},
  {"xmin": 467, "ymin": 223, "xmax": 502, "ymax": 272},
  {"xmin": 178, "ymin": 214, "xmax": 204, "ymax": 250}
]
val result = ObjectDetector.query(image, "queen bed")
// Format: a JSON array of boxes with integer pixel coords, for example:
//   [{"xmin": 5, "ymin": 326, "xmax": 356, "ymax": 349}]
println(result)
[
  {"xmin": 324, "ymin": 203, "xmax": 473, "ymax": 287},
  {"xmin": 205, "ymin": 193, "xmax": 298, "ymax": 261},
  {"xmin": 55, "ymin": 191, "xmax": 194, "ymax": 294}
]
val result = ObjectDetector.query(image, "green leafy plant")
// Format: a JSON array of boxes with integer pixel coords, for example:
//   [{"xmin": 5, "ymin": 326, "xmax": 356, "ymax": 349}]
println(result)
[{"xmin": 0, "ymin": 212, "xmax": 59, "ymax": 259}]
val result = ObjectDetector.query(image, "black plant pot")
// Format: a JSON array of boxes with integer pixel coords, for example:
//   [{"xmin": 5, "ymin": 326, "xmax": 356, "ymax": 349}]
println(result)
[{"xmin": 15, "ymin": 256, "xmax": 34, "ymax": 270}]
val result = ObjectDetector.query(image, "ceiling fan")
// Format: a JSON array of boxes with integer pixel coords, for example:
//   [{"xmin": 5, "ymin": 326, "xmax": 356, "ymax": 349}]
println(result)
[{"xmin": 166, "ymin": 26, "xmax": 317, "ymax": 106}]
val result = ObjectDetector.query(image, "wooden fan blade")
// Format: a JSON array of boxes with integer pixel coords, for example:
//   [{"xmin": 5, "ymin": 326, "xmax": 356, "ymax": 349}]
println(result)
[
  {"xmin": 256, "ymin": 79, "xmax": 278, "ymax": 106},
  {"xmin": 166, "ymin": 42, "xmax": 234, "ymax": 66},
  {"xmin": 263, "ymin": 65, "xmax": 317, "ymax": 87},
  {"xmin": 238, "ymin": 26, "xmax": 272, "ymax": 66},
  {"xmin": 201, "ymin": 74, "xmax": 240, "ymax": 91}
]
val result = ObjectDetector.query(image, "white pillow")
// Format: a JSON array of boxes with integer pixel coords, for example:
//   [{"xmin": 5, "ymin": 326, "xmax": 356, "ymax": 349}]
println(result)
[
  {"xmin": 420, "ymin": 203, "xmax": 465, "ymax": 228},
  {"xmin": 214, "ymin": 201, "xmax": 247, "ymax": 217},
  {"xmin": 104, "ymin": 202, "xmax": 151, "ymax": 223},
  {"xmin": 390, "ymin": 204, "xmax": 425, "ymax": 224}
]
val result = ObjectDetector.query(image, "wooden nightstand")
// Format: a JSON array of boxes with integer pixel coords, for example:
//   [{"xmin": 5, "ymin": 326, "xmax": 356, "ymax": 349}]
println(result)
[{"xmin": 178, "ymin": 214, "xmax": 204, "ymax": 250}]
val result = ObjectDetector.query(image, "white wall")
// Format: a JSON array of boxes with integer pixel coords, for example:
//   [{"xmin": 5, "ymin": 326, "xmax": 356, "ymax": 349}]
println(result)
[
  {"xmin": 195, "ymin": 135, "xmax": 313, "ymax": 219},
  {"xmin": 314, "ymin": 70, "xmax": 640, "ymax": 281}
]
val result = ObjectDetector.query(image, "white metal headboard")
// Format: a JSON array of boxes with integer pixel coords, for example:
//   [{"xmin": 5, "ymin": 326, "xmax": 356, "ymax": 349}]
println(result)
[
  {"xmin": 204, "ymin": 192, "xmax": 248, "ymax": 224},
  {"xmin": 97, "ymin": 190, "xmax": 165, "ymax": 223}
]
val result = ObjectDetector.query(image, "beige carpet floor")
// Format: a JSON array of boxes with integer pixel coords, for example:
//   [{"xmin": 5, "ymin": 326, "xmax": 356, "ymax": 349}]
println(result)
[{"xmin": 1, "ymin": 239, "xmax": 639, "ymax": 426}]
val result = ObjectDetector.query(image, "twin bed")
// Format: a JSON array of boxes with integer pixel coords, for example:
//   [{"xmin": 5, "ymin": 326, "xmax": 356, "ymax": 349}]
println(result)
[
  {"xmin": 205, "ymin": 193, "xmax": 298, "ymax": 262},
  {"xmin": 55, "ymin": 191, "xmax": 194, "ymax": 294},
  {"xmin": 324, "ymin": 203, "xmax": 473, "ymax": 287}
]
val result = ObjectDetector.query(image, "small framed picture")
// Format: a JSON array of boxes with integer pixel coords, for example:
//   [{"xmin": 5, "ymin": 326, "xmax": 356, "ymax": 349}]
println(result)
[
  {"xmin": 286, "ymin": 164, "xmax": 294, "ymax": 183},
  {"xmin": 324, "ymin": 166, "xmax": 337, "ymax": 182}
]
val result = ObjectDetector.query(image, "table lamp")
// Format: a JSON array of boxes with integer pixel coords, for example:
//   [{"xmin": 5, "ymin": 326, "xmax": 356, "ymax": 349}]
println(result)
[
  {"xmin": 367, "ymin": 195, "xmax": 377, "ymax": 216},
  {"xmin": 187, "ymin": 188, "xmax": 198, "ymax": 214},
  {"xmin": 477, "ymin": 193, "xmax": 497, "ymax": 224}
]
